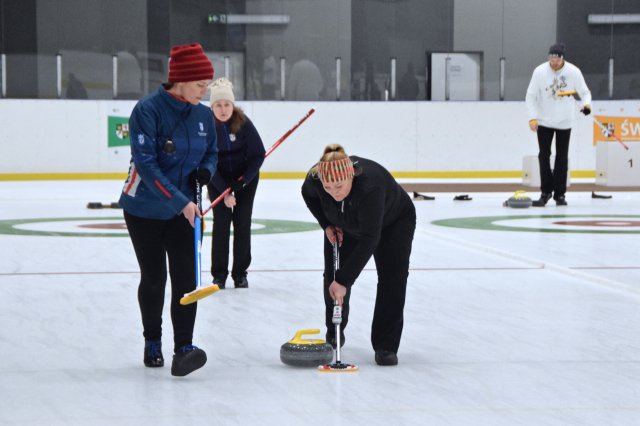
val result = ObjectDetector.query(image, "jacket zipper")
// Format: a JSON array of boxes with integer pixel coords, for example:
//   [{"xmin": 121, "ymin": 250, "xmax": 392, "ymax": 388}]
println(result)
[
  {"xmin": 223, "ymin": 123, "xmax": 233, "ymax": 174},
  {"xmin": 179, "ymin": 120, "xmax": 190, "ymax": 183}
]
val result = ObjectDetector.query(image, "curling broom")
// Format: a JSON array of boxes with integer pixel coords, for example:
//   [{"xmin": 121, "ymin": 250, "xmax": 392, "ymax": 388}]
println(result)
[
  {"xmin": 180, "ymin": 179, "xmax": 220, "ymax": 305},
  {"xmin": 557, "ymin": 90, "xmax": 629, "ymax": 150},
  {"xmin": 318, "ymin": 243, "xmax": 358, "ymax": 372},
  {"xmin": 202, "ymin": 108, "xmax": 315, "ymax": 216}
]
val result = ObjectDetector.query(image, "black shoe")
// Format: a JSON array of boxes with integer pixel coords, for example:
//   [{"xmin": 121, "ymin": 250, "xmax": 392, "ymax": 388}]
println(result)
[
  {"xmin": 375, "ymin": 350, "xmax": 398, "ymax": 366},
  {"xmin": 143, "ymin": 339, "xmax": 164, "ymax": 367},
  {"xmin": 234, "ymin": 276, "xmax": 249, "ymax": 288},
  {"xmin": 171, "ymin": 345, "xmax": 207, "ymax": 377},
  {"xmin": 554, "ymin": 195, "xmax": 568, "ymax": 206},
  {"xmin": 532, "ymin": 193, "xmax": 552, "ymax": 207},
  {"xmin": 325, "ymin": 329, "xmax": 345, "ymax": 349},
  {"xmin": 213, "ymin": 277, "xmax": 226, "ymax": 289}
]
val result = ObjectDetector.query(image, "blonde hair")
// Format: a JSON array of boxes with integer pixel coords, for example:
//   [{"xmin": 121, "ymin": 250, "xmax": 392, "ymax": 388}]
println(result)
[{"xmin": 319, "ymin": 144, "xmax": 348, "ymax": 162}]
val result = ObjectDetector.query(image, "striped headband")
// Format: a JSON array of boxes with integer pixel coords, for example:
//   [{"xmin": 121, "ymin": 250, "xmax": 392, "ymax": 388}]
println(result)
[{"xmin": 318, "ymin": 157, "xmax": 354, "ymax": 183}]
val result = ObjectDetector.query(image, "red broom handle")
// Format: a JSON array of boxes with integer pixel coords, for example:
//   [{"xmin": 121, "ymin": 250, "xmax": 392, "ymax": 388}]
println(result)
[
  {"xmin": 592, "ymin": 116, "xmax": 629, "ymax": 151},
  {"xmin": 202, "ymin": 108, "xmax": 315, "ymax": 216}
]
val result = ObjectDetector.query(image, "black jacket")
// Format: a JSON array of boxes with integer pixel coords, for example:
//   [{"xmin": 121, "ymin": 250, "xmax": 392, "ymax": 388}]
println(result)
[
  {"xmin": 210, "ymin": 117, "xmax": 265, "ymax": 194},
  {"xmin": 301, "ymin": 156, "xmax": 415, "ymax": 286}
]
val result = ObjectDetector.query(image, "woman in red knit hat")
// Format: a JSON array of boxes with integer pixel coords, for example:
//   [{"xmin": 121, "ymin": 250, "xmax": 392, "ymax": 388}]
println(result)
[{"xmin": 119, "ymin": 43, "xmax": 217, "ymax": 377}]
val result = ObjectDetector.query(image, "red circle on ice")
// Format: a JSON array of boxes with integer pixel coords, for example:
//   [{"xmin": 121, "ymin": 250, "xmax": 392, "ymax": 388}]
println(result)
[{"xmin": 78, "ymin": 223, "xmax": 128, "ymax": 230}]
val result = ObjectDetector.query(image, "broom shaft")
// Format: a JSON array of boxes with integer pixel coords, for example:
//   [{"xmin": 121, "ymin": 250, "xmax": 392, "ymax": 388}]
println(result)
[
  {"xmin": 194, "ymin": 216, "xmax": 201, "ymax": 289},
  {"xmin": 592, "ymin": 116, "xmax": 629, "ymax": 150},
  {"xmin": 202, "ymin": 108, "xmax": 315, "ymax": 216}
]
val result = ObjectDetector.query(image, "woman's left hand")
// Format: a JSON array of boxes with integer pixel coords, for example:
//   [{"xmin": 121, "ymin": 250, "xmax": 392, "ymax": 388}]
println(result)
[
  {"xmin": 325, "ymin": 225, "xmax": 344, "ymax": 246},
  {"xmin": 329, "ymin": 281, "xmax": 347, "ymax": 306},
  {"xmin": 224, "ymin": 194, "xmax": 236, "ymax": 208}
]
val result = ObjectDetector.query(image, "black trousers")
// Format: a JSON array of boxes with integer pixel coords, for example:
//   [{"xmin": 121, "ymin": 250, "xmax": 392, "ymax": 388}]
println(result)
[
  {"xmin": 124, "ymin": 211, "xmax": 197, "ymax": 352},
  {"xmin": 537, "ymin": 125, "xmax": 571, "ymax": 197},
  {"xmin": 323, "ymin": 210, "xmax": 416, "ymax": 353},
  {"xmin": 208, "ymin": 176, "xmax": 259, "ymax": 282}
]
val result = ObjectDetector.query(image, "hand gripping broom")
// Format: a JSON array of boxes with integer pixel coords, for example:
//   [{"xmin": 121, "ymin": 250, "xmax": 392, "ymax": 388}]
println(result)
[
  {"xmin": 318, "ymin": 243, "xmax": 358, "ymax": 372},
  {"xmin": 180, "ymin": 179, "xmax": 220, "ymax": 305}
]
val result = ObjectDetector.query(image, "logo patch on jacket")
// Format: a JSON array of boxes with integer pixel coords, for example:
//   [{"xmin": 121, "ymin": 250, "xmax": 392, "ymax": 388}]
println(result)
[
  {"xmin": 137, "ymin": 134, "xmax": 145, "ymax": 145},
  {"xmin": 198, "ymin": 122, "xmax": 207, "ymax": 137}
]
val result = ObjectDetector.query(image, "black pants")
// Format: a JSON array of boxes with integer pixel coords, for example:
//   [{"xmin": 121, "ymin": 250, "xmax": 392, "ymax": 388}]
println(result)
[
  {"xmin": 124, "ymin": 211, "xmax": 197, "ymax": 352},
  {"xmin": 537, "ymin": 125, "xmax": 571, "ymax": 197},
  {"xmin": 323, "ymin": 210, "xmax": 416, "ymax": 353},
  {"xmin": 208, "ymin": 177, "xmax": 259, "ymax": 282}
]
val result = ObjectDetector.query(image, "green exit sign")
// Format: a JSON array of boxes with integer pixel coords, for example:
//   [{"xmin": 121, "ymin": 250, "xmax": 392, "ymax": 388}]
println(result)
[{"xmin": 207, "ymin": 14, "xmax": 227, "ymax": 24}]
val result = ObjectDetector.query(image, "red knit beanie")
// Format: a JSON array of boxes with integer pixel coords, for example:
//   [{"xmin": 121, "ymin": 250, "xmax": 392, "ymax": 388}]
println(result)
[{"xmin": 168, "ymin": 43, "xmax": 214, "ymax": 83}]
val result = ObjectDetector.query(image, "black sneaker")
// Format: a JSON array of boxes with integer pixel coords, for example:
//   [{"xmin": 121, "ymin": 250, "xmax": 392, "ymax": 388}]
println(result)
[
  {"xmin": 171, "ymin": 345, "xmax": 207, "ymax": 377},
  {"xmin": 234, "ymin": 276, "xmax": 249, "ymax": 288},
  {"xmin": 554, "ymin": 195, "xmax": 568, "ymax": 206},
  {"xmin": 325, "ymin": 329, "xmax": 346, "ymax": 349},
  {"xmin": 532, "ymin": 193, "xmax": 552, "ymax": 207},
  {"xmin": 213, "ymin": 277, "xmax": 226, "ymax": 289},
  {"xmin": 143, "ymin": 339, "xmax": 164, "ymax": 367},
  {"xmin": 375, "ymin": 350, "xmax": 398, "ymax": 366}
]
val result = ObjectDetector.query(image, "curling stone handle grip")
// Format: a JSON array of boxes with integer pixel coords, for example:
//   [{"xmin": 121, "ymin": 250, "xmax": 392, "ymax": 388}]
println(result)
[{"xmin": 291, "ymin": 328, "xmax": 321, "ymax": 341}]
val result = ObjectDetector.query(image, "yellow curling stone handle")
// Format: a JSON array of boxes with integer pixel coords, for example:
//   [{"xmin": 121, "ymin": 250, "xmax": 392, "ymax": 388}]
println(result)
[{"xmin": 288, "ymin": 329, "xmax": 327, "ymax": 345}]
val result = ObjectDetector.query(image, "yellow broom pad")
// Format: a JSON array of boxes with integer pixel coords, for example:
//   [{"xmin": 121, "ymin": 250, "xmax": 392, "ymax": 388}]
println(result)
[{"xmin": 179, "ymin": 284, "xmax": 220, "ymax": 305}]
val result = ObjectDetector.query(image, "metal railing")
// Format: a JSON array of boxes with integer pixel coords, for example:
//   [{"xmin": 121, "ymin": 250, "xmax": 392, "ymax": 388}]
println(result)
[{"xmin": 0, "ymin": 51, "xmax": 635, "ymax": 101}]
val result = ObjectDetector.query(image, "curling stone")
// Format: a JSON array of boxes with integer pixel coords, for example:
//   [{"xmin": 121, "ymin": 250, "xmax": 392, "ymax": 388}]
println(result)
[
  {"xmin": 503, "ymin": 190, "xmax": 532, "ymax": 208},
  {"xmin": 280, "ymin": 329, "xmax": 334, "ymax": 367}
]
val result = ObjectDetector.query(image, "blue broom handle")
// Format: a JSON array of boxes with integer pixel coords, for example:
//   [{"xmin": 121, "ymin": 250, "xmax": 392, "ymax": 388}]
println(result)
[
  {"xmin": 194, "ymin": 179, "xmax": 202, "ymax": 289},
  {"xmin": 194, "ymin": 215, "xmax": 202, "ymax": 289}
]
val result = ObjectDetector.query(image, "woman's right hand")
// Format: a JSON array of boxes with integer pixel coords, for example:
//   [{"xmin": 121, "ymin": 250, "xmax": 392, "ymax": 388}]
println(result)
[
  {"xmin": 329, "ymin": 281, "xmax": 347, "ymax": 306},
  {"xmin": 181, "ymin": 201, "xmax": 201, "ymax": 227},
  {"xmin": 325, "ymin": 225, "xmax": 344, "ymax": 246}
]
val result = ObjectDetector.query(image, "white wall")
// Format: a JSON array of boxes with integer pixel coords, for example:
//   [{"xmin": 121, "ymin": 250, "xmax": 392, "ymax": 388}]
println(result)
[{"xmin": 1, "ymin": 99, "xmax": 637, "ymax": 178}]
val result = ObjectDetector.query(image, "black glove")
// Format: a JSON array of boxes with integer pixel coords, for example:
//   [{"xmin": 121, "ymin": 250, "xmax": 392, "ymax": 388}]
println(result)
[
  {"xmin": 229, "ymin": 180, "xmax": 245, "ymax": 192},
  {"xmin": 581, "ymin": 105, "xmax": 591, "ymax": 116},
  {"xmin": 190, "ymin": 169, "xmax": 212, "ymax": 186}
]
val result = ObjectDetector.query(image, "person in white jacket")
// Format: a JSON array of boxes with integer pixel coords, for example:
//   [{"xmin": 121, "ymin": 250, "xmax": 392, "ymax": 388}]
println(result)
[{"xmin": 526, "ymin": 43, "xmax": 591, "ymax": 206}]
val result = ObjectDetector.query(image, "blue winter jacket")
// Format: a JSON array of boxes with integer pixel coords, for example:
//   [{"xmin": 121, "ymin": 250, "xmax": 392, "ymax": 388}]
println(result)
[{"xmin": 119, "ymin": 87, "xmax": 218, "ymax": 219}]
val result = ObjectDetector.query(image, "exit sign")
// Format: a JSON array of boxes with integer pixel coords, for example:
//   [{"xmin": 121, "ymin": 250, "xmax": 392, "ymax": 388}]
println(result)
[{"xmin": 207, "ymin": 14, "xmax": 290, "ymax": 25}]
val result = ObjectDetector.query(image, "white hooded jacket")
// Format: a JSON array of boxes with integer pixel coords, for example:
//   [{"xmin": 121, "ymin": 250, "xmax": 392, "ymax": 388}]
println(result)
[{"xmin": 525, "ymin": 60, "xmax": 591, "ymax": 130}]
